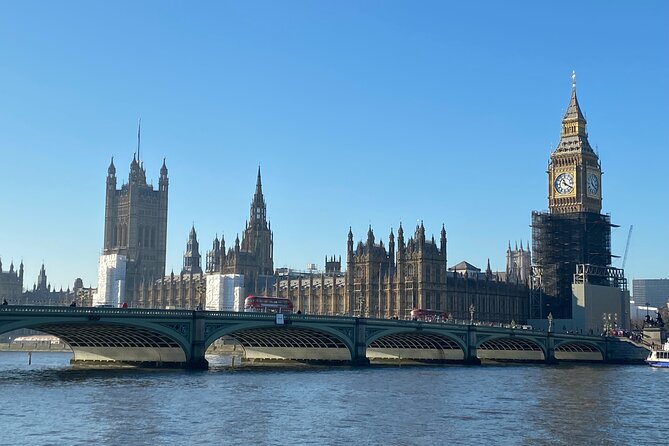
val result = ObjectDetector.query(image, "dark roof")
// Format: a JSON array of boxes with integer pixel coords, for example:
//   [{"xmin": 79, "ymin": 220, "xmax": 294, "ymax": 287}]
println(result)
[{"xmin": 449, "ymin": 261, "xmax": 481, "ymax": 272}]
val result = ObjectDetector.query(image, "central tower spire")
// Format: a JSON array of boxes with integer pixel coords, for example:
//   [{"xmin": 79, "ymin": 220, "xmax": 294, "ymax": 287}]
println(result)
[{"xmin": 250, "ymin": 165, "xmax": 267, "ymax": 229}]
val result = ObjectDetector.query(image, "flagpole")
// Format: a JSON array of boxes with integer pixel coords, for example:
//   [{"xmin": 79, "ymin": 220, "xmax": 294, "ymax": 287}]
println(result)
[{"xmin": 137, "ymin": 118, "xmax": 141, "ymax": 161}]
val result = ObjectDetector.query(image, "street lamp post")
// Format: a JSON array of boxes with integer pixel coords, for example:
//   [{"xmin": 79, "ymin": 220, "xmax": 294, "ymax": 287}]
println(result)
[
  {"xmin": 547, "ymin": 312, "xmax": 553, "ymax": 332},
  {"xmin": 195, "ymin": 283, "xmax": 206, "ymax": 310},
  {"xmin": 469, "ymin": 304, "xmax": 475, "ymax": 325}
]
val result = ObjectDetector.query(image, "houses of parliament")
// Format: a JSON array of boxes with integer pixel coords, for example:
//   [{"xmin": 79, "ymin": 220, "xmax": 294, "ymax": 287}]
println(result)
[
  {"xmin": 114, "ymin": 158, "xmax": 529, "ymax": 322},
  {"xmin": 2, "ymin": 75, "xmax": 627, "ymax": 329}
]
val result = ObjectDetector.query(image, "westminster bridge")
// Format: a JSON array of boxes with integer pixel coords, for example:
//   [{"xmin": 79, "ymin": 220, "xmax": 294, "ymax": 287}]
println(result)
[{"xmin": 0, "ymin": 306, "xmax": 648, "ymax": 369}]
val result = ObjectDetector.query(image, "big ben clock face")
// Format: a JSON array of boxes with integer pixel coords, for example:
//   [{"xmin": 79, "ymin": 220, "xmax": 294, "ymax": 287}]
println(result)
[
  {"xmin": 554, "ymin": 172, "xmax": 574, "ymax": 194},
  {"xmin": 587, "ymin": 172, "xmax": 599, "ymax": 196}
]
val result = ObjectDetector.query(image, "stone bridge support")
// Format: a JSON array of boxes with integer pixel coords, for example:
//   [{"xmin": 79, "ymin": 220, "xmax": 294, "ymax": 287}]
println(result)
[
  {"xmin": 545, "ymin": 332, "xmax": 556, "ymax": 364},
  {"xmin": 187, "ymin": 311, "xmax": 209, "ymax": 369},
  {"xmin": 352, "ymin": 317, "xmax": 370, "ymax": 365},
  {"xmin": 465, "ymin": 326, "xmax": 480, "ymax": 365}
]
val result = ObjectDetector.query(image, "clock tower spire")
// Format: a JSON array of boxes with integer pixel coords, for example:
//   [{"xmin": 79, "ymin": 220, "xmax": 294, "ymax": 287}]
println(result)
[{"xmin": 547, "ymin": 71, "xmax": 602, "ymax": 214}]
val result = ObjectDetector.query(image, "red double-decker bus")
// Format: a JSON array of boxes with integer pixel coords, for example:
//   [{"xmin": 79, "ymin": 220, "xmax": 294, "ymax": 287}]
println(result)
[
  {"xmin": 410, "ymin": 308, "xmax": 448, "ymax": 322},
  {"xmin": 244, "ymin": 295, "xmax": 294, "ymax": 313}
]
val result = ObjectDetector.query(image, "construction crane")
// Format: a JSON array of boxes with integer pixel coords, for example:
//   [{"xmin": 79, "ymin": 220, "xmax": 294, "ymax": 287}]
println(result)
[{"xmin": 622, "ymin": 225, "xmax": 633, "ymax": 270}]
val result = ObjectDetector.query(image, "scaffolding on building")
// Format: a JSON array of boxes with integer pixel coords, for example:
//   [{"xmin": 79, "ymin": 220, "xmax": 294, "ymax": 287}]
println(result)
[
  {"xmin": 573, "ymin": 264, "xmax": 627, "ymax": 290},
  {"xmin": 530, "ymin": 211, "xmax": 616, "ymax": 318}
]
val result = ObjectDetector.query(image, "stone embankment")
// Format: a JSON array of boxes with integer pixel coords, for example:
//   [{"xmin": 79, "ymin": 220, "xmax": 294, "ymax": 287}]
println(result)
[{"xmin": 0, "ymin": 342, "xmax": 72, "ymax": 352}]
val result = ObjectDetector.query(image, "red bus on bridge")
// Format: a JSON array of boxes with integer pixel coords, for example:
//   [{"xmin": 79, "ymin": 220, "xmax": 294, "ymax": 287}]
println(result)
[
  {"xmin": 410, "ymin": 308, "xmax": 449, "ymax": 322},
  {"xmin": 244, "ymin": 295, "xmax": 294, "ymax": 313}
]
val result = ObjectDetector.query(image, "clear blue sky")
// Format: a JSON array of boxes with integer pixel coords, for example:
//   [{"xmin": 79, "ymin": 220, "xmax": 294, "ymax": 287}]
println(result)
[{"xmin": 0, "ymin": 1, "xmax": 667, "ymax": 292}]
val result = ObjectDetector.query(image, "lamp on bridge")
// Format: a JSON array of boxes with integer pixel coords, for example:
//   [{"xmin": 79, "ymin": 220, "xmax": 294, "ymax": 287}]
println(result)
[
  {"xmin": 195, "ymin": 283, "xmax": 206, "ymax": 311},
  {"xmin": 358, "ymin": 296, "xmax": 365, "ymax": 318},
  {"xmin": 547, "ymin": 312, "xmax": 553, "ymax": 333},
  {"xmin": 469, "ymin": 304, "xmax": 475, "ymax": 325}
]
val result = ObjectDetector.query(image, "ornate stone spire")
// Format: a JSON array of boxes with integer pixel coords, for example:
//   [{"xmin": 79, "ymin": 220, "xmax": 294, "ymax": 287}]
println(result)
[
  {"xmin": 556, "ymin": 70, "xmax": 592, "ymax": 153},
  {"xmin": 249, "ymin": 166, "xmax": 267, "ymax": 229},
  {"xmin": 182, "ymin": 225, "xmax": 202, "ymax": 274},
  {"xmin": 36, "ymin": 263, "xmax": 48, "ymax": 291}
]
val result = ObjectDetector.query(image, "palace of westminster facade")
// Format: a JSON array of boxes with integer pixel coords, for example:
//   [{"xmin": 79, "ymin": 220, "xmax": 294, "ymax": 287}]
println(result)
[{"xmin": 2, "ymin": 75, "xmax": 617, "ymax": 325}]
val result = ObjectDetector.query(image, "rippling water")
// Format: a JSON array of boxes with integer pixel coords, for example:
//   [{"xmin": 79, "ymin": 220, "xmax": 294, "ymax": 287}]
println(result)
[{"xmin": 0, "ymin": 352, "xmax": 667, "ymax": 445}]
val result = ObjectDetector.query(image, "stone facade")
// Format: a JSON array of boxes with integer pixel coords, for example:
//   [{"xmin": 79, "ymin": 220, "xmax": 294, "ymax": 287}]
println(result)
[
  {"xmin": 136, "ymin": 270, "xmax": 206, "ymax": 309},
  {"xmin": 275, "ymin": 223, "xmax": 530, "ymax": 324},
  {"xmin": 136, "ymin": 225, "xmax": 205, "ymax": 309},
  {"xmin": 505, "ymin": 241, "xmax": 532, "ymax": 283},
  {"xmin": 0, "ymin": 259, "xmax": 23, "ymax": 303}
]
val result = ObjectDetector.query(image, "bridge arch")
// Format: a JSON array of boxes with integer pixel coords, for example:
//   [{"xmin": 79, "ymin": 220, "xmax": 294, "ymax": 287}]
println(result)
[
  {"xmin": 476, "ymin": 335, "xmax": 546, "ymax": 361},
  {"xmin": 205, "ymin": 321, "xmax": 355, "ymax": 363},
  {"xmin": 553, "ymin": 339, "xmax": 604, "ymax": 361},
  {"xmin": 0, "ymin": 314, "xmax": 192, "ymax": 366},
  {"xmin": 366, "ymin": 328, "xmax": 466, "ymax": 362}
]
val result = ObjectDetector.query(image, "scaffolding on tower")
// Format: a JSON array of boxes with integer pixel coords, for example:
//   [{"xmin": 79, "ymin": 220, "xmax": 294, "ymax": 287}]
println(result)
[{"xmin": 530, "ymin": 211, "xmax": 616, "ymax": 318}]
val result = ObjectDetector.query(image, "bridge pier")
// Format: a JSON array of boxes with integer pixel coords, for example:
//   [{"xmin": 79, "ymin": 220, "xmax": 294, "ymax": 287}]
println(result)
[
  {"xmin": 544, "ymin": 332, "xmax": 557, "ymax": 364},
  {"xmin": 465, "ymin": 325, "xmax": 481, "ymax": 365},
  {"xmin": 352, "ymin": 318, "xmax": 370, "ymax": 366},
  {"xmin": 185, "ymin": 357, "xmax": 209, "ymax": 370},
  {"xmin": 188, "ymin": 310, "xmax": 209, "ymax": 370}
]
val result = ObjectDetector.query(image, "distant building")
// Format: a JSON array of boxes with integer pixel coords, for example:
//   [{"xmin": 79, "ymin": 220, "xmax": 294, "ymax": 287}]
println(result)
[
  {"xmin": 22, "ymin": 263, "xmax": 87, "ymax": 306},
  {"xmin": 0, "ymin": 259, "xmax": 23, "ymax": 303},
  {"xmin": 505, "ymin": 242, "xmax": 531, "ymax": 283},
  {"xmin": 102, "ymin": 154, "xmax": 168, "ymax": 303},
  {"xmin": 633, "ymin": 279, "xmax": 669, "ymax": 309}
]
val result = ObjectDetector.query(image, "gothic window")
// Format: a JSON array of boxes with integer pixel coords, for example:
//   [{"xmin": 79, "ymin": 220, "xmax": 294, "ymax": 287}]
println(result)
[
  {"xmin": 151, "ymin": 227, "xmax": 156, "ymax": 248},
  {"xmin": 139, "ymin": 225, "xmax": 144, "ymax": 247},
  {"xmin": 408, "ymin": 265, "xmax": 414, "ymax": 277},
  {"xmin": 426, "ymin": 266, "xmax": 431, "ymax": 282}
]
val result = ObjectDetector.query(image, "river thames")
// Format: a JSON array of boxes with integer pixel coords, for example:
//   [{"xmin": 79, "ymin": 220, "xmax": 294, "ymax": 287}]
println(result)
[{"xmin": 0, "ymin": 352, "xmax": 667, "ymax": 445}]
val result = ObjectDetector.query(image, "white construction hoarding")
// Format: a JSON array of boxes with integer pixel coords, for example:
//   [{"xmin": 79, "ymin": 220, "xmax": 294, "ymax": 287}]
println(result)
[
  {"xmin": 206, "ymin": 274, "xmax": 245, "ymax": 311},
  {"xmin": 93, "ymin": 253, "xmax": 126, "ymax": 307}
]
